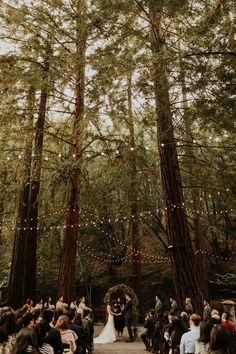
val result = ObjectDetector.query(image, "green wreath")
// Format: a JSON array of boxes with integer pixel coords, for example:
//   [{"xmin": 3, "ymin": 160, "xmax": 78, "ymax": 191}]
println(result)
[{"xmin": 104, "ymin": 283, "xmax": 139, "ymax": 306}]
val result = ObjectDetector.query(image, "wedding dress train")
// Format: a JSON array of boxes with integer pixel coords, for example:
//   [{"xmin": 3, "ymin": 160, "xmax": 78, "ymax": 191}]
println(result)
[{"xmin": 94, "ymin": 305, "xmax": 117, "ymax": 344}]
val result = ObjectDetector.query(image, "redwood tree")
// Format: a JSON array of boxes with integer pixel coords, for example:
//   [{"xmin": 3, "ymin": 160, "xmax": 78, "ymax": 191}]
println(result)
[{"xmin": 149, "ymin": 2, "xmax": 204, "ymax": 311}]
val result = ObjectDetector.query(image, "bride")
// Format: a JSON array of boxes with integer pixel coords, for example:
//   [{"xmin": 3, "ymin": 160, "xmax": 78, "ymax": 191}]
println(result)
[{"xmin": 94, "ymin": 301, "xmax": 117, "ymax": 344}]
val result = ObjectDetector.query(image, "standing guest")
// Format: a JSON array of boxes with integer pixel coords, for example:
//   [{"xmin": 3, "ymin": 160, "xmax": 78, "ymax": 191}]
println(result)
[
  {"xmin": 203, "ymin": 299, "xmax": 211, "ymax": 321},
  {"xmin": 35, "ymin": 299, "xmax": 44, "ymax": 311},
  {"xmin": 185, "ymin": 298, "xmax": 193, "ymax": 316},
  {"xmin": 26, "ymin": 299, "xmax": 34, "ymax": 312},
  {"xmin": 113, "ymin": 298, "xmax": 125, "ymax": 341},
  {"xmin": 42, "ymin": 309, "xmax": 63, "ymax": 354},
  {"xmin": 208, "ymin": 324, "xmax": 236, "ymax": 353},
  {"xmin": 221, "ymin": 312, "xmax": 235, "ymax": 336},
  {"xmin": 122, "ymin": 293, "xmax": 134, "ymax": 342},
  {"xmin": 170, "ymin": 297, "xmax": 179, "ymax": 315},
  {"xmin": 0, "ymin": 309, "xmax": 17, "ymax": 353},
  {"xmin": 78, "ymin": 297, "xmax": 86, "ymax": 311},
  {"xmin": 44, "ymin": 297, "xmax": 55, "ymax": 310},
  {"xmin": 55, "ymin": 315, "xmax": 77, "ymax": 354},
  {"xmin": 195, "ymin": 320, "xmax": 214, "ymax": 354},
  {"xmin": 56, "ymin": 296, "xmax": 65, "ymax": 312},
  {"xmin": 155, "ymin": 296, "xmax": 163, "ymax": 318},
  {"xmin": 179, "ymin": 313, "xmax": 201, "ymax": 354},
  {"xmin": 70, "ymin": 300, "xmax": 78, "ymax": 311}
]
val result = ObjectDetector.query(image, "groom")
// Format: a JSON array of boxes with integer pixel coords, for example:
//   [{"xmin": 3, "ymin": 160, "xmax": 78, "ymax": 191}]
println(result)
[{"xmin": 122, "ymin": 293, "xmax": 134, "ymax": 342}]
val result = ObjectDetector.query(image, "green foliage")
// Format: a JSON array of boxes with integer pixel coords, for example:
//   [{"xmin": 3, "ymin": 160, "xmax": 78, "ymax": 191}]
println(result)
[{"xmin": 209, "ymin": 273, "xmax": 236, "ymax": 299}]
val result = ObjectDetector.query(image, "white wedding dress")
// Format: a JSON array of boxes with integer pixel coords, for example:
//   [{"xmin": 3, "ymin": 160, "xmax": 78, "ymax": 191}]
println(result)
[{"xmin": 94, "ymin": 305, "xmax": 117, "ymax": 344}]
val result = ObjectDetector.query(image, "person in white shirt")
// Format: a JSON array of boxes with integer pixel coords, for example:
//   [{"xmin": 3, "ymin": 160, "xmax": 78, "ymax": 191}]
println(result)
[{"xmin": 180, "ymin": 313, "xmax": 201, "ymax": 354}]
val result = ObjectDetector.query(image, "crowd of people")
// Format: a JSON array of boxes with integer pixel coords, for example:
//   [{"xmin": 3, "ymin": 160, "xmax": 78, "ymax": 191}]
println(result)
[
  {"xmin": 141, "ymin": 296, "xmax": 236, "ymax": 354},
  {"xmin": 1, "ymin": 294, "xmax": 236, "ymax": 354},
  {"xmin": 0, "ymin": 296, "xmax": 94, "ymax": 354}
]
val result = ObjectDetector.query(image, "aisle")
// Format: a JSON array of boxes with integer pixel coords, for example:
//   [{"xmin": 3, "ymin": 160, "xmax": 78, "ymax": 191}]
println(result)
[
  {"xmin": 93, "ymin": 324, "xmax": 145, "ymax": 353},
  {"xmin": 93, "ymin": 340, "xmax": 145, "ymax": 354}
]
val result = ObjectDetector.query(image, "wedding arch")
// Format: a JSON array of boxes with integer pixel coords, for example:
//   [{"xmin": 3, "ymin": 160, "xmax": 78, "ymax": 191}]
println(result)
[{"xmin": 104, "ymin": 283, "xmax": 139, "ymax": 306}]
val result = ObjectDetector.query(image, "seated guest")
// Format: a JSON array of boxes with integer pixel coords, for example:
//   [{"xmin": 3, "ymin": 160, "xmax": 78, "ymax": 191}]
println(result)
[
  {"xmin": 0, "ymin": 308, "xmax": 17, "ymax": 353},
  {"xmin": 34, "ymin": 321, "xmax": 54, "ymax": 354},
  {"xmin": 12, "ymin": 327, "xmax": 38, "ymax": 354},
  {"xmin": 141, "ymin": 309, "xmax": 156, "ymax": 352},
  {"xmin": 209, "ymin": 324, "xmax": 236, "ymax": 353},
  {"xmin": 42, "ymin": 309, "xmax": 63, "ymax": 354},
  {"xmin": 195, "ymin": 320, "xmax": 214, "ymax": 354},
  {"xmin": 55, "ymin": 315, "xmax": 77, "ymax": 354},
  {"xmin": 221, "ymin": 312, "xmax": 235, "ymax": 336},
  {"xmin": 169, "ymin": 317, "xmax": 187, "ymax": 353},
  {"xmin": 67, "ymin": 309, "xmax": 83, "ymax": 354},
  {"xmin": 180, "ymin": 313, "xmax": 201, "ymax": 354}
]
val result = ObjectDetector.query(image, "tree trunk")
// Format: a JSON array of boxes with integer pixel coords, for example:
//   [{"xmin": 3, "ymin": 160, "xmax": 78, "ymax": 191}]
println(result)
[
  {"xmin": 149, "ymin": 6, "xmax": 203, "ymax": 311},
  {"xmin": 179, "ymin": 41, "xmax": 208, "ymax": 297},
  {"xmin": 57, "ymin": 5, "xmax": 86, "ymax": 303},
  {"xmin": 126, "ymin": 71, "xmax": 142, "ymax": 300},
  {"xmin": 8, "ymin": 86, "xmax": 35, "ymax": 308},
  {"xmin": 23, "ymin": 43, "xmax": 51, "ymax": 302}
]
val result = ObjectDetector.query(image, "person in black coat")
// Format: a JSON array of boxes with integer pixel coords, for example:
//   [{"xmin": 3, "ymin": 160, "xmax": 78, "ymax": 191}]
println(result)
[
  {"xmin": 42, "ymin": 309, "xmax": 63, "ymax": 354},
  {"xmin": 141, "ymin": 309, "xmax": 156, "ymax": 351},
  {"xmin": 122, "ymin": 293, "xmax": 134, "ymax": 342}
]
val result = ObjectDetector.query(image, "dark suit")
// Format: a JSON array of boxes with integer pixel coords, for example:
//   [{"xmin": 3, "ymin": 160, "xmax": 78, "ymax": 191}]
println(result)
[
  {"xmin": 46, "ymin": 327, "xmax": 63, "ymax": 354},
  {"xmin": 155, "ymin": 300, "xmax": 163, "ymax": 317},
  {"xmin": 123, "ymin": 299, "xmax": 134, "ymax": 341}
]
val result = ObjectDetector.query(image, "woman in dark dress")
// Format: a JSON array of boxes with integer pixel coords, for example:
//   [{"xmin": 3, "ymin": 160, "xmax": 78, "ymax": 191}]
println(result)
[{"xmin": 113, "ymin": 298, "xmax": 125, "ymax": 341}]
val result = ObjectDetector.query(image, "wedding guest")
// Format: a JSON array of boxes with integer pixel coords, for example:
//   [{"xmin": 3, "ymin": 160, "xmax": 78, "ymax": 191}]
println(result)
[
  {"xmin": 195, "ymin": 320, "xmax": 214, "ymax": 354},
  {"xmin": 56, "ymin": 296, "xmax": 65, "ymax": 312},
  {"xmin": 155, "ymin": 295, "xmax": 163, "ymax": 318},
  {"xmin": 55, "ymin": 315, "xmax": 77, "ymax": 354},
  {"xmin": 170, "ymin": 296, "xmax": 179, "ymax": 315},
  {"xmin": 169, "ymin": 317, "xmax": 187, "ymax": 353},
  {"xmin": 141, "ymin": 309, "xmax": 156, "ymax": 351},
  {"xmin": 185, "ymin": 298, "xmax": 193, "ymax": 315},
  {"xmin": 34, "ymin": 320, "xmax": 54, "ymax": 354},
  {"xmin": 12, "ymin": 327, "xmax": 38, "ymax": 354},
  {"xmin": 44, "ymin": 297, "xmax": 54, "ymax": 310},
  {"xmin": 221, "ymin": 312, "xmax": 235, "ymax": 336},
  {"xmin": 42, "ymin": 309, "xmax": 63, "ymax": 354},
  {"xmin": 179, "ymin": 313, "xmax": 201, "ymax": 354},
  {"xmin": 0, "ymin": 309, "xmax": 17, "ymax": 353},
  {"xmin": 209, "ymin": 324, "xmax": 236, "ymax": 353},
  {"xmin": 203, "ymin": 299, "xmax": 211, "ymax": 321},
  {"xmin": 35, "ymin": 299, "xmax": 44, "ymax": 310}
]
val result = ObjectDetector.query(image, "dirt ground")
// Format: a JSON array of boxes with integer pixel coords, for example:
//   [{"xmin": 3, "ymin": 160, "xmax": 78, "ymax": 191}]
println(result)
[{"xmin": 93, "ymin": 325, "xmax": 145, "ymax": 354}]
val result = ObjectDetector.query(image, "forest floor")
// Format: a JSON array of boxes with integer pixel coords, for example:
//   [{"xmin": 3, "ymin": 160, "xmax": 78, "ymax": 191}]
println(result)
[{"xmin": 94, "ymin": 324, "xmax": 145, "ymax": 354}]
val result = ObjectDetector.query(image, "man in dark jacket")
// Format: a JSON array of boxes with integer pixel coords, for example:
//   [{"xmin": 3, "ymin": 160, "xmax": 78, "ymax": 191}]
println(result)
[
  {"xmin": 122, "ymin": 293, "xmax": 134, "ymax": 342},
  {"xmin": 141, "ymin": 309, "xmax": 156, "ymax": 351},
  {"xmin": 42, "ymin": 309, "xmax": 63, "ymax": 354}
]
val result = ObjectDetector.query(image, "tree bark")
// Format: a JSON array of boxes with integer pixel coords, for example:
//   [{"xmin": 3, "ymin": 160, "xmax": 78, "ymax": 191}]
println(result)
[
  {"xmin": 23, "ymin": 45, "xmax": 51, "ymax": 302},
  {"xmin": 178, "ymin": 39, "xmax": 208, "ymax": 296},
  {"xmin": 149, "ymin": 6, "xmax": 204, "ymax": 311},
  {"xmin": 126, "ymin": 70, "xmax": 142, "ymax": 300},
  {"xmin": 8, "ymin": 86, "xmax": 35, "ymax": 308},
  {"xmin": 57, "ymin": 3, "xmax": 86, "ymax": 303}
]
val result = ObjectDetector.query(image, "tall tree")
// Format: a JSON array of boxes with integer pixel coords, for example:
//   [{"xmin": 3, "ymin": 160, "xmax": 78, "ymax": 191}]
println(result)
[
  {"xmin": 149, "ymin": 1, "xmax": 204, "ymax": 310},
  {"xmin": 57, "ymin": 0, "xmax": 87, "ymax": 302}
]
